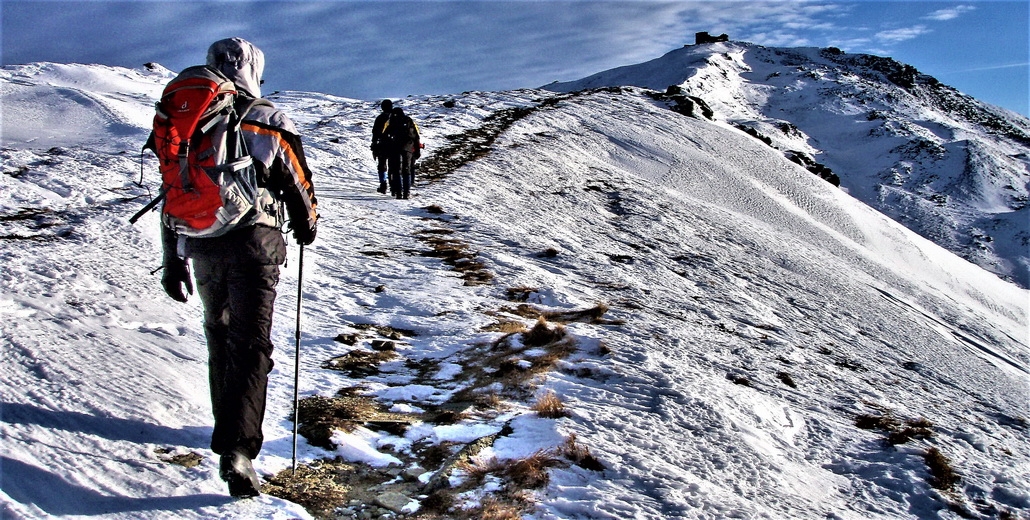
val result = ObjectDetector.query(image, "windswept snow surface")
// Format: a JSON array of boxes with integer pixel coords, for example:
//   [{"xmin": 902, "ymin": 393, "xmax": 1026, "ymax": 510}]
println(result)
[
  {"xmin": 547, "ymin": 41, "xmax": 1030, "ymax": 289},
  {"xmin": 1, "ymin": 62, "xmax": 1028, "ymax": 519}
]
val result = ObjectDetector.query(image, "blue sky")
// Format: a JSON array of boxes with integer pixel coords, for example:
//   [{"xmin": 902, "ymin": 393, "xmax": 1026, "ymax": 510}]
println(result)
[{"xmin": 2, "ymin": 1, "xmax": 1027, "ymax": 116}]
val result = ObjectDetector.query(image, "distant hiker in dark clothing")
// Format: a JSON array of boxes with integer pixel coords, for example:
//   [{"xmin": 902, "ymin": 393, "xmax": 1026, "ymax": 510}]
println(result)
[
  {"xmin": 370, "ymin": 99, "xmax": 393, "ymax": 194},
  {"xmin": 382, "ymin": 107, "xmax": 421, "ymax": 199},
  {"xmin": 159, "ymin": 37, "xmax": 318, "ymax": 498}
]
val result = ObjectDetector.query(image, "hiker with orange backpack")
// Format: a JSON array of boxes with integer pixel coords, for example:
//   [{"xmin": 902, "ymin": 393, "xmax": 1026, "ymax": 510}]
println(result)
[{"xmin": 152, "ymin": 37, "xmax": 318, "ymax": 498}]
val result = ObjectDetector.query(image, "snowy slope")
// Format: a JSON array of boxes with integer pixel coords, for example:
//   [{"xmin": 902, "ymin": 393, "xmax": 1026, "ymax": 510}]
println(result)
[
  {"xmin": 546, "ymin": 41, "xmax": 1030, "ymax": 289},
  {"xmin": 1, "ymin": 61, "xmax": 1028, "ymax": 520}
]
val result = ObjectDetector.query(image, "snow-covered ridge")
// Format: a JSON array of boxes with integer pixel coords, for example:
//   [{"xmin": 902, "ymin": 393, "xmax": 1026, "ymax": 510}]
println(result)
[
  {"xmin": 1, "ymin": 59, "xmax": 1028, "ymax": 519},
  {"xmin": 547, "ymin": 41, "xmax": 1030, "ymax": 288}
]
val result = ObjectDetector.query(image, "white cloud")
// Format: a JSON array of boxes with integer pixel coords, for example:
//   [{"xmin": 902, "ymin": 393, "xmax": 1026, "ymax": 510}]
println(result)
[
  {"xmin": 876, "ymin": 25, "xmax": 931, "ymax": 43},
  {"xmin": 948, "ymin": 61, "xmax": 1030, "ymax": 74},
  {"xmin": 923, "ymin": 5, "xmax": 976, "ymax": 21}
]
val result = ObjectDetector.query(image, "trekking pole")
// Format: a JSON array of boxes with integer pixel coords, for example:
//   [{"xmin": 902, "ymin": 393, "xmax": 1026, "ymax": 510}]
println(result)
[{"xmin": 291, "ymin": 244, "xmax": 304, "ymax": 474}]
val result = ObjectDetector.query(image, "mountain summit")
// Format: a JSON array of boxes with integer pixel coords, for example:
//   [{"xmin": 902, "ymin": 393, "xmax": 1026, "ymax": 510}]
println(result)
[{"xmin": 547, "ymin": 40, "xmax": 1030, "ymax": 288}]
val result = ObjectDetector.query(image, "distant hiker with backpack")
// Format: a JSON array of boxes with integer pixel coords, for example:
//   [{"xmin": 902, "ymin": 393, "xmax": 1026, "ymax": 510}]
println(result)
[
  {"xmin": 382, "ymin": 106, "xmax": 421, "ymax": 199},
  {"xmin": 146, "ymin": 38, "xmax": 318, "ymax": 498},
  {"xmin": 370, "ymin": 99, "xmax": 393, "ymax": 194}
]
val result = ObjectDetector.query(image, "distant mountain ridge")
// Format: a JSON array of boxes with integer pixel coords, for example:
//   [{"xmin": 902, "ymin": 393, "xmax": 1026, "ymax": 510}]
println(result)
[{"xmin": 546, "ymin": 41, "xmax": 1030, "ymax": 288}]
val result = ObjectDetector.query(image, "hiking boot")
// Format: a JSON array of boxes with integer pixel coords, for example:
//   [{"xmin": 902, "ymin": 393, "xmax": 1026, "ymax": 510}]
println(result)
[
  {"xmin": 219, "ymin": 449, "xmax": 261, "ymax": 498},
  {"xmin": 377, "ymin": 181, "xmax": 387, "ymax": 194},
  {"xmin": 402, "ymin": 191, "xmax": 410, "ymax": 199}
]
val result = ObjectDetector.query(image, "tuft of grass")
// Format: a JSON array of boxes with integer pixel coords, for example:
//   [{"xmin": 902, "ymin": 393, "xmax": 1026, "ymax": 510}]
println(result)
[
  {"xmin": 482, "ymin": 320, "xmax": 528, "ymax": 334},
  {"xmin": 295, "ymin": 396, "xmax": 372, "ymax": 449},
  {"xmin": 543, "ymin": 303, "xmax": 613, "ymax": 324},
  {"xmin": 856, "ymin": 413, "xmax": 934, "ymax": 445},
  {"xmin": 262, "ymin": 459, "xmax": 356, "ymax": 519},
  {"xmin": 532, "ymin": 390, "xmax": 568, "ymax": 418},
  {"xmin": 458, "ymin": 450, "xmax": 562, "ymax": 490},
  {"xmin": 456, "ymin": 456, "xmax": 497, "ymax": 487},
  {"xmin": 727, "ymin": 373, "xmax": 752, "ymax": 387},
  {"xmin": 426, "ymin": 408, "xmax": 468, "ymax": 425},
  {"xmin": 522, "ymin": 317, "xmax": 567, "ymax": 347},
  {"xmin": 501, "ymin": 302, "xmax": 616, "ymax": 324},
  {"xmin": 559, "ymin": 434, "xmax": 605, "ymax": 472},
  {"xmin": 154, "ymin": 448, "xmax": 203, "ymax": 468},
  {"xmin": 776, "ymin": 371, "xmax": 798, "ymax": 388},
  {"xmin": 416, "ymin": 227, "xmax": 455, "ymax": 235},
  {"xmin": 855, "ymin": 413, "xmax": 900, "ymax": 431},
  {"xmin": 419, "ymin": 489, "xmax": 456, "ymax": 516},
  {"xmin": 834, "ymin": 356, "xmax": 867, "ymax": 372},
  {"xmin": 503, "ymin": 450, "xmax": 563, "ymax": 489},
  {"xmin": 925, "ymin": 447, "xmax": 960, "ymax": 490},
  {"xmin": 887, "ymin": 418, "xmax": 935, "ymax": 446},
  {"xmin": 418, "ymin": 233, "xmax": 494, "ymax": 286},
  {"xmin": 294, "ymin": 394, "xmax": 417, "ymax": 450},
  {"xmin": 350, "ymin": 322, "xmax": 418, "ymax": 339},
  {"xmin": 322, "ymin": 349, "xmax": 397, "ymax": 377},
  {"xmin": 505, "ymin": 286, "xmax": 538, "ymax": 302},
  {"xmin": 477, "ymin": 498, "xmax": 526, "ymax": 520}
]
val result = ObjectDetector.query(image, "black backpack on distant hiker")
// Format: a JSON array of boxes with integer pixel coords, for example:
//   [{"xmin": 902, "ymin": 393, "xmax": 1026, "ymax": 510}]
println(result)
[
  {"xmin": 383, "ymin": 108, "xmax": 420, "ymax": 154},
  {"xmin": 130, "ymin": 65, "xmax": 278, "ymax": 237}
]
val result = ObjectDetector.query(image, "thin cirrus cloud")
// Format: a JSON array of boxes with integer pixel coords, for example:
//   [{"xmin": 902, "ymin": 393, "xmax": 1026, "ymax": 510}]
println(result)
[
  {"xmin": 875, "ymin": 25, "xmax": 932, "ymax": 44},
  {"xmin": 923, "ymin": 5, "xmax": 976, "ymax": 21}
]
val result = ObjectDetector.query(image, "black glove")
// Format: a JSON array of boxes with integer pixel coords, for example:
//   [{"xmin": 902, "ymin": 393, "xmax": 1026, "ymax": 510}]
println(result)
[
  {"xmin": 293, "ymin": 220, "xmax": 316, "ymax": 246},
  {"xmin": 162, "ymin": 259, "xmax": 193, "ymax": 303}
]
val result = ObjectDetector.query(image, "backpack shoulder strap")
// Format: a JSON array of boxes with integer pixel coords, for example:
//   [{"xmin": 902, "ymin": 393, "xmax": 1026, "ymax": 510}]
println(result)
[{"xmin": 234, "ymin": 96, "xmax": 274, "ymax": 121}]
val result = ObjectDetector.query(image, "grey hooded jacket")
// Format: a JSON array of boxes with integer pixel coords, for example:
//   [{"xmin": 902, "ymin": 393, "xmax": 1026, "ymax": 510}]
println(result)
[{"xmin": 163, "ymin": 38, "xmax": 318, "ymax": 265}]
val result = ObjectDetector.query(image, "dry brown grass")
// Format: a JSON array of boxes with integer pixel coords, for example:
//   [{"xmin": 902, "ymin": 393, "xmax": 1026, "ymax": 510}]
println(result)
[
  {"xmin": 855, "ymin": 413, "xmax": 900, "ymax": 431},
  {"xmin": 504, "ymin": 450, "xmax": 563, "ymax": 489},
  {"xmin": 418, "ymin": 234, "xmax": 494, "ymax": 286},
  {"xmin": 452, "ymin": 318, "xmax": 578, "ymax": 406},
  {"xmin": 481, "ymin": 320, "xmax": 528, "ymax": 334},
  {"xmin": 294, "ymin": 394, "xmax": 418, "ymax": 450},
  {"xmin": 416, "ymin": 227, "xmax": 455, "ymax": 236},
  {"xmin": 476, "ymin": 496, "xmax": 529, "ymax": 520},
  {"xmin": 532, "ymin": 390, "xmax": 568, "ymax": 418},
  {"xmin": 154, "ymin": 448, "xmax": 203, "ymax": 468},
  {"xmin": 459, "ymin": 450, "xmax": 562, "ymax": 490},
  {"xmin": 295, "ymin": 396, "xmax": 373, "ymax": 449},
  {"xmin": 323, "ymin": 349, "xmax": 397, "ymax": 377},
  {"xmin": 501, "ymin": 302, "xmax": 618, "ymax": 325},
  {"xmin": 262, "ymin": 459, "xmax": 357, "ymax": 519},
  {"xmin": 522, "ymin": 317, "xmax": 567, "ymax": 347},
  {"xmin": 418, "ymin": 490, "xmax": 456, "ymax": 516},
  {"xmin": 558, "ymin": 433, "xmax": 605, "ymax": 472},
  {"xmin": 925, "ymin": 447, "xmax": 960, "ymax": 490},
  {"xmin": 855, "ymin": 412, "xmax": 934, "ymax": 445},
  {"xmin": 455, "ymin": 456, "xmax": 497, "ymax": 486},
  {"xmin": 505, "ymin": 286, "xmax": 539, "ymax": 302}
]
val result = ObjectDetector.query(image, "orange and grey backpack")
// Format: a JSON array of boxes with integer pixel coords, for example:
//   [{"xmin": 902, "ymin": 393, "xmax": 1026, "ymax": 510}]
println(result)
[{"xmin": 131, "ymin": 65, "xmax": 275, "ymax": 237}]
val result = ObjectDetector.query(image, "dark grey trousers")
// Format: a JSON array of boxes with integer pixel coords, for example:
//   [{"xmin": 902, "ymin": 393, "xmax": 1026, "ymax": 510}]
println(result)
[
  {"xmin": 192, "ymin": 255, "xmax": 280, "ymax": 459},
  {"xmin": 387, "ymin": 151, "xmax": 415, "ymax": 196}
]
